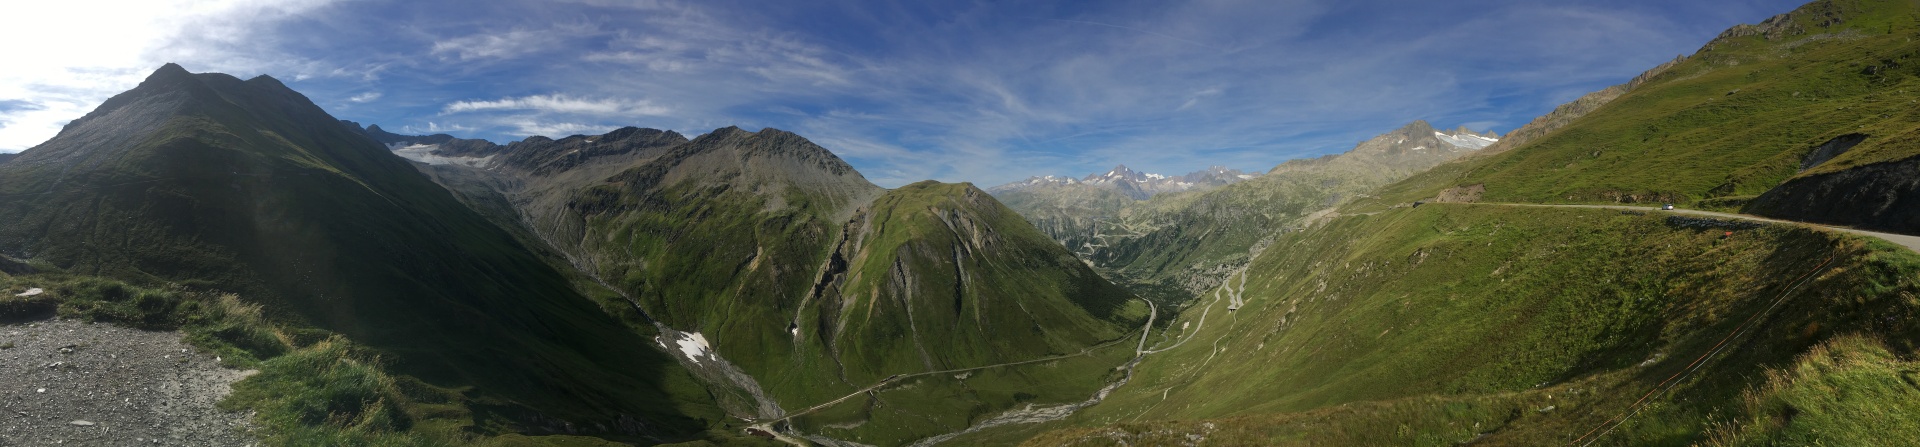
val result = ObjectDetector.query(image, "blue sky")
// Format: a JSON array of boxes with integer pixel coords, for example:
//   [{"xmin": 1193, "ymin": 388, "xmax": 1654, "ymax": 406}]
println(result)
[{"xmin": 0, "ymin": 0, "xmax": 1807, "ymax": 187}]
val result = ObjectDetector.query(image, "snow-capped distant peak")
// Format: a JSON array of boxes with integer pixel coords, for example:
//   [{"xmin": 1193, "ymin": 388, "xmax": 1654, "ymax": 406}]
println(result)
[
  {"xmin": 1433, "ymin": 131, "xmax": 1498, "ymax": 150},
  {"xmin": 995, "ymin": 164, "xmax": 1259, "ymax": 199}
]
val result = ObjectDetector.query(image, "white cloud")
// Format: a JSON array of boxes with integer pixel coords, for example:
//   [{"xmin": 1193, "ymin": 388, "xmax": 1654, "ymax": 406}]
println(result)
[
  {"xmin": 398, "ymin": 122, "xmax": 475, "ymax": 135},
  {"xmin": 1176, "ymin": 87, "xmax": 1223, "ymax": 111},
  {"xmin": 583, "ymin": 51, "xmax": 693, "ymax": 72},
  {"xmin": 442, "ymin": 94, "xmax": 670, "ymax": 116},
  {"xmin": 509, "ymin": 120, "xmax": 615, "ymax": 137},
  {"xmin": 431, "ymin": 29, "xmax": 567, "ymax": 61},
  {"xmin": 348, "ymin": 92, "xmax": 382, "ymax": 103}
]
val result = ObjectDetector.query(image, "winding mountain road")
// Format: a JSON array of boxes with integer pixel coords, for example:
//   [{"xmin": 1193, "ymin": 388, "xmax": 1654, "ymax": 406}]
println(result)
[{"xmin": 1459, "ymin": 203, "xmax": 1920, "ymax": 253}]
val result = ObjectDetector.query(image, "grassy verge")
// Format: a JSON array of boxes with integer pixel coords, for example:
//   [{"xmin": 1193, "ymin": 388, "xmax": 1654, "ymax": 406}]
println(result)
[{"xmin": 1702, "ymin": 335, "xmax": 1920, "ymax": 446}]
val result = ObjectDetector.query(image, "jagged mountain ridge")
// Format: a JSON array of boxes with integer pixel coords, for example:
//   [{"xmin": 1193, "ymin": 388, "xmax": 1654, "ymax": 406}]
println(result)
[
  {"xmin": 341, "ymin": 120, "xmax": 456, "ymax": 147},
  {"xmin": 0, "ymin": 64, "xmax": 724, "ymax": 438},
  {"xmin": 362, "ymin": 121, "xmax": 1149, "ymax": 444}
]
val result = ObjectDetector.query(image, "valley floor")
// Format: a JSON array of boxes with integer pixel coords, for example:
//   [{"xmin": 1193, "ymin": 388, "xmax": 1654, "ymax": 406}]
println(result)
[{"xmin": 0, "ymin": 318, "xmax": 257, "ymax": 446}]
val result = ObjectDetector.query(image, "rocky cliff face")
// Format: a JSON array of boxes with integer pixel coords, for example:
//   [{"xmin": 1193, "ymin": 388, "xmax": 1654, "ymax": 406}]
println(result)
[{"xmin": 1749, "ymin": 154, "xmax": 1920, "ymax": 234}]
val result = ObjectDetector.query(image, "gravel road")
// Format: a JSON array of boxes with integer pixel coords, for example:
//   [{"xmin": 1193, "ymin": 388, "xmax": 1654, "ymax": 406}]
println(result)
[
  {"xmin": 0, "ymin": 318, "xmax": 258, "ymax": 446},
  {"xmin": 1480, "ymin": 203, "xmax": 1920, "ymax": 253}
]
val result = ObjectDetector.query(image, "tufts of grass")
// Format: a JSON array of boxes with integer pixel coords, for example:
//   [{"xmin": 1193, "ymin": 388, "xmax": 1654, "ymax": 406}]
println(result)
[
  {"xmin": 221, "ymin": 337, "xmax": 429, "ymax": 445},
  {"xmin": 1702, "ymin": 335, "xmax": 1920, "ymax": 446},
  {"xmin": 16, "ymin": 275, "xmax": 291, "ymax": 367}
]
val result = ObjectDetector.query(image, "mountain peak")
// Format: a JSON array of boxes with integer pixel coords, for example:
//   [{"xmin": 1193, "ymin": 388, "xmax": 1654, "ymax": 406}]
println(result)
[
  {"xmin": 58, "ymin": 64, "xmax": 259, "ymax": 139},
  {"xmin": 128, "ymin": 62, "xmax": 206, "ymax": 96},
  {"xmin": 1399, "ymin": 120, "xmax": 1437, "ymax": 135},
  {"xmin": 244, "ymin": 74, "xmax": 287, "ymax": 88},
  {"xmin": 147, "ymin": 63, "xmax": 192, "ymax": 82},
  {"xmin": 708, "ymin": 126, "xmax": 751, "ymax": 139}
]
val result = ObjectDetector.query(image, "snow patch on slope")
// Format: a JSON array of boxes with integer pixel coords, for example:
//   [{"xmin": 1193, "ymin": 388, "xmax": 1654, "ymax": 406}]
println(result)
[
  {"xmin": 391, "ymin": 143, "xmax": 492, "ymax": 167},
  {"xmin": 665, "ymin": 331, "xmax": 714, "ymax": 365},
  {"xmin": 1433, "ymin": 131, "xmax": 1498, "ymax": 150}
]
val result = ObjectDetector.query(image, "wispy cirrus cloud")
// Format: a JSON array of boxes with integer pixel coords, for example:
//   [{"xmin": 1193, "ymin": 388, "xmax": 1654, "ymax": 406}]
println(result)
[
  {"xmin": 504, "ymin": 120, "xmax": 617, "ymax": 137},
  {"xmin": 442, "ymin": 94, "xmax": 670, "ymax": 116},
  {"xmin": 397, "ymin": 121, "xmax": 474, "ymax": 135},
  {"xmin": 430, "ymin": 28, "xmax": 578, "ymax": 61}
]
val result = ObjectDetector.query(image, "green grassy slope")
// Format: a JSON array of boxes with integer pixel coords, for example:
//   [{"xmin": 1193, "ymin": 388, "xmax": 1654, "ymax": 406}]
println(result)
[
  {"xmin": 1027, "ymin": 204, "xmax": 1920, "ymax": 445},
  {"xmin": 554, "ymin": 127, "xmax": 883, "ymax": 416},
  {"xmin": 1018, "ymin": 2, "xmax": 1920, "ymax": 443},
  {"xmin": 830, "ymin": 181, "xmax": 1142, "ymax": 376},
  {"xmin": 539, "ymin": 128, "xmax": 1149, "ymax": 444},
  {"xmin": 782, "ymin": 181, "xmax": 1149, "ymax": 444},
  {"xmin": 1366, "ymin": 0, "xmax": 1920, "ymax": 212},
  {"xmin": 0, "ymin": 65, "xmax": 724, "ymax": 440}
]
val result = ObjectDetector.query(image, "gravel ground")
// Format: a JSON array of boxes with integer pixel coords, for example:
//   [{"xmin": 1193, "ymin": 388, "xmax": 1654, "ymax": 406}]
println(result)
[{"xmin": 0, "ymin": 318, "xmax": 258, "ymax": 446}]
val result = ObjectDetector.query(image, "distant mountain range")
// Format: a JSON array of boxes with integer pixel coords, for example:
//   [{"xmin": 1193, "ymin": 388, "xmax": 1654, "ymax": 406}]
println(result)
[
  {"xmin": 995, "ymin": 165, "xmax": 1259, "ymax": 200},
  {"xmin": 345, "ymin": 110, "xmax": 1150, "ymax": 444},
  {"xmin": 990, "ymin": 120, "xmax": 1498, "ymax": 303}
]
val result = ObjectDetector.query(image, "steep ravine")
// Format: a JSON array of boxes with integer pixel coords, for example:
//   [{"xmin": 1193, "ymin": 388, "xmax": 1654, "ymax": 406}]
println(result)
[{"xmin": 518, "ymin": 208, "xmax": 788, "ymax": 423}]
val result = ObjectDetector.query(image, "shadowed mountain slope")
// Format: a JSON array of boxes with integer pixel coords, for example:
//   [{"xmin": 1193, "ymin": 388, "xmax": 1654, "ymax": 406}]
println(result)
[{"xmin": 0, "ymin": 64, "xmax": 723, "ymax": 440}]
